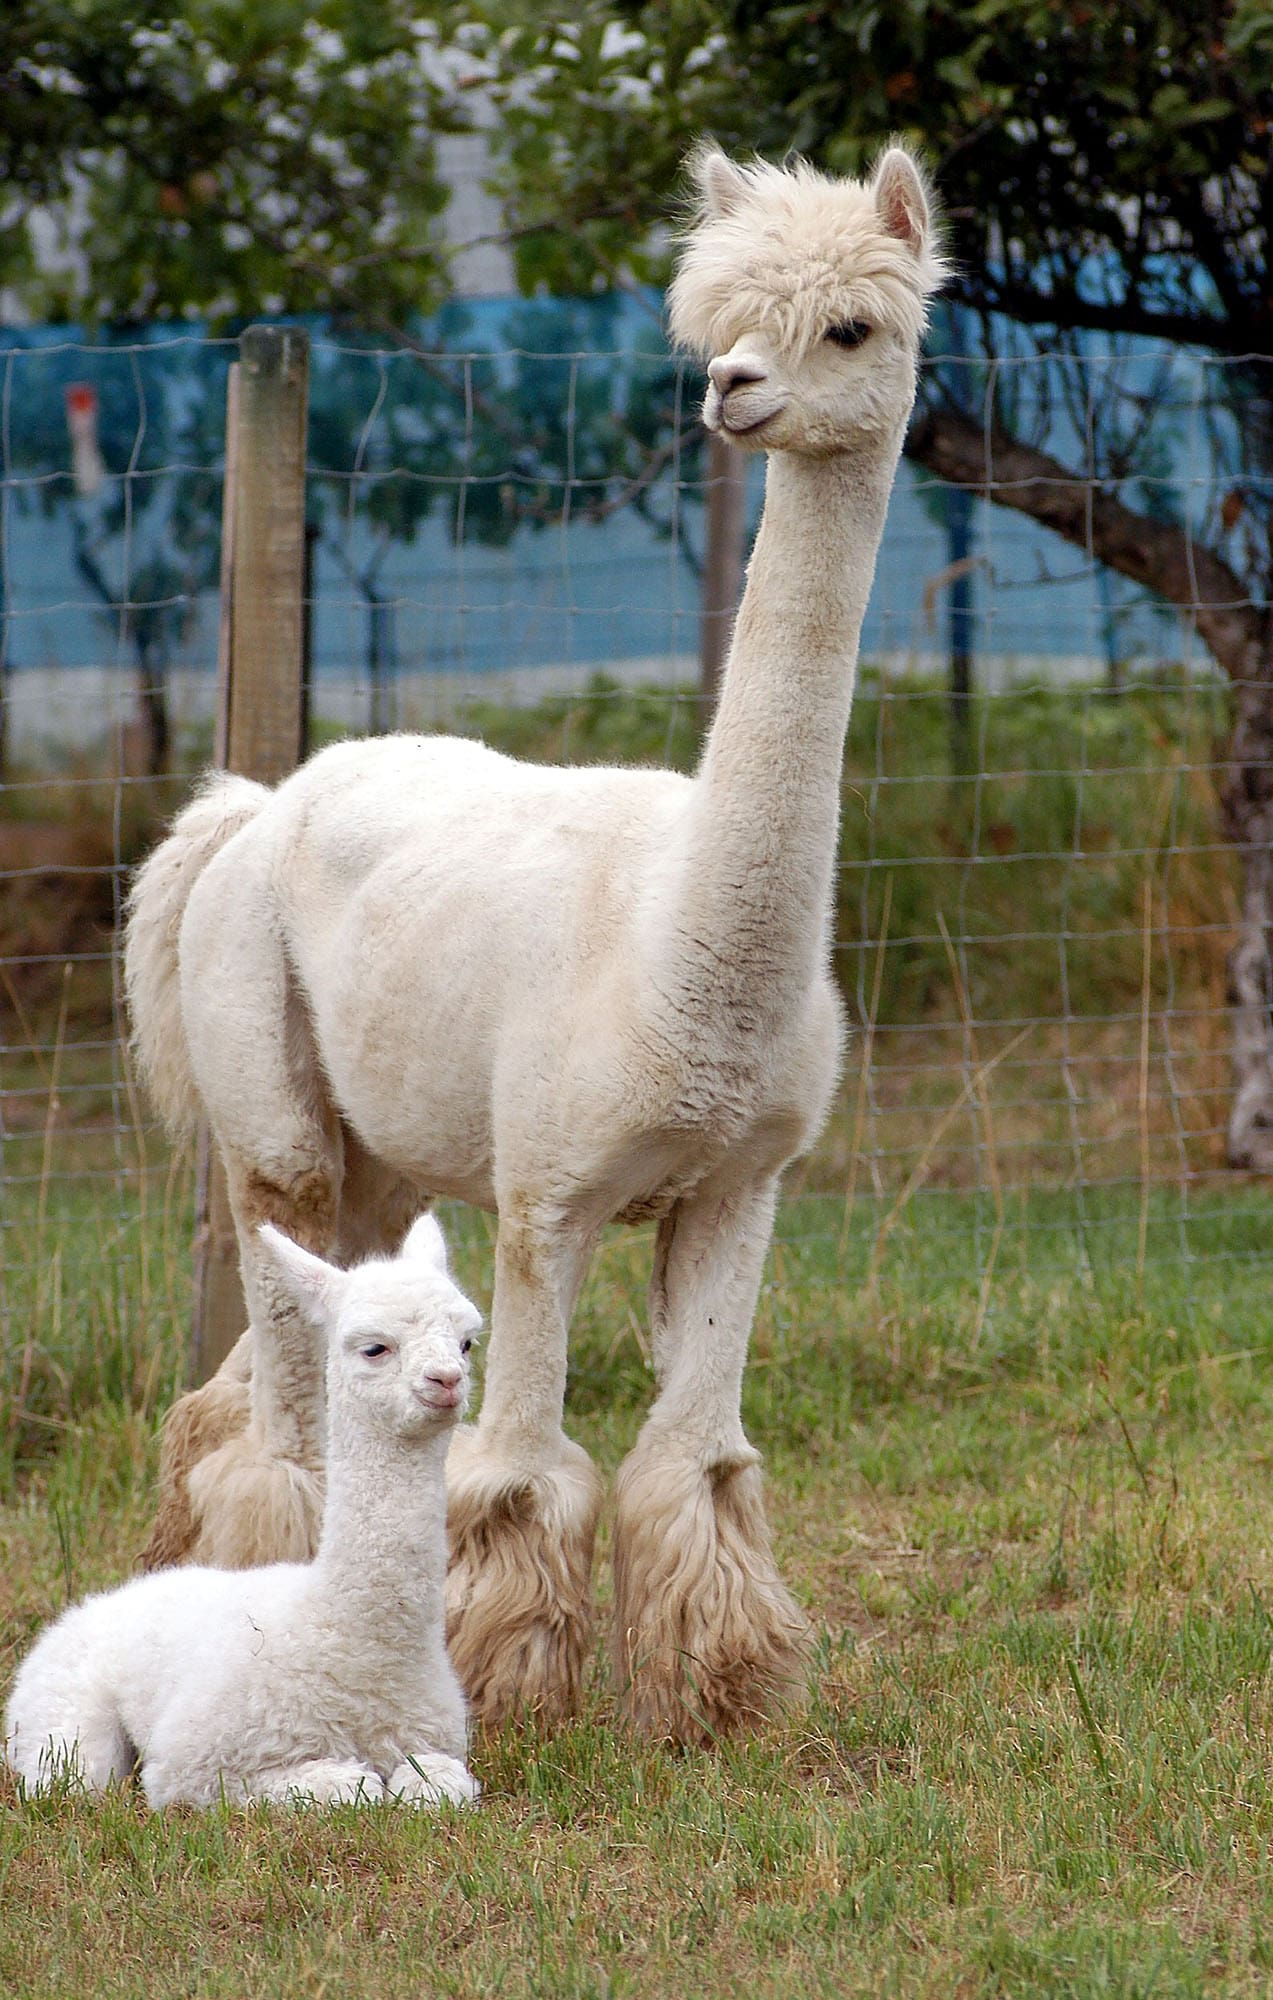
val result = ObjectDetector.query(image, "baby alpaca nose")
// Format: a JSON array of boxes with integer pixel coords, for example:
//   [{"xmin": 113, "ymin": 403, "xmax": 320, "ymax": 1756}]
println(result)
[
  {"xmin": 708, "ymin": 354, "xmax": 767, "ymax": 397},
  {"xmin": 427, "ymin": 1363, "xmax": 463, "ymax": 1390}
]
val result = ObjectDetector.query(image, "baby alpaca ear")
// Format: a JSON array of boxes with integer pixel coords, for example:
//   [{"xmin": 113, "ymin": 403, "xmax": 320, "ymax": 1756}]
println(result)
[
  {"xmin": 256, "ymin": 1224, "xmax": 345, "ymax": 1326},
  {"xmin": 402, "ymin": 1211, "xmax": 450, "ymax": 1274},
  {"xmin": 688, "ymin": 142, "xmax": 751, "ymax": 220},
  {"xmin": 872, "ymin": 145, "xmax": 930, "ymax": 258}
]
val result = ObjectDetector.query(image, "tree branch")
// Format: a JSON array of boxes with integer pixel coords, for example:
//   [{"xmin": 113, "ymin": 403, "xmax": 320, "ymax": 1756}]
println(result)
[
  {"xmin": 949, "ymin": 277, "xmax": 1253, "ymax": 357},
  {"xmin": 905, "ymin": 404, "xmax": 1264, "ymax": 681}
]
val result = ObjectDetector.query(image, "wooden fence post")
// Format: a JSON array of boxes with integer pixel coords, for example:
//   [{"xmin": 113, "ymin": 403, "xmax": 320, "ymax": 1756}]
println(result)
[
  {"xmin": 191, "ymin": 326, "xmax": 310, "ymax": 1385},
  {"xmin": 698, "ymin": 432, "xmax": 747, "ymax": 727}
]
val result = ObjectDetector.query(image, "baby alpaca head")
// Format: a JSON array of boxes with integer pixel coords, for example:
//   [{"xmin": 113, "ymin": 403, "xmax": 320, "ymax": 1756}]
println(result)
[
  {"xmin": 667, "ymin": 142, "xmax": 947, "ymax": 455},
  {"xmin": 256, "ymin": 1215, "xmax": 481, "ymax": 1442}
]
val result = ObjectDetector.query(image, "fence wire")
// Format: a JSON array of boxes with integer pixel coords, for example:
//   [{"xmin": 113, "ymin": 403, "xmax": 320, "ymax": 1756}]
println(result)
[{"xmin": 0, "ymin": 318, "xmax": 1267, "ymax": 1368}]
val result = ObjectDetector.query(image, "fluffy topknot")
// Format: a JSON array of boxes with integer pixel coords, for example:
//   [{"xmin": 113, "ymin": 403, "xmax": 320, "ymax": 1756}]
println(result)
[{"xmin": 667, "ymin": 143, "xmax": 948, "ymax": 363}]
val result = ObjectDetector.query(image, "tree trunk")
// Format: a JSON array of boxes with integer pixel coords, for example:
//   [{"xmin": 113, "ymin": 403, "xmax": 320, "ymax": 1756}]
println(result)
[
  {"xmin": 906, "ymin": 404, "xmax": 1273, "ymax": 1169},
  {"xmin": 367, "ymin": 590, "xmax": 396, "ymax": 735},
  {"xmin": 0, "ymin": 575, "xmax": 9, "ymax": 783},
  {"xmin": 136, "ymin": 632, "xmax": 170, "ymax": 777},
  {"xmin": 70, "ymin": 513, "xmax": 171, "ymax": 777},
  {"xmin": 1218, "ymin": 658, "xmax": 1273, "ymax": 1168}
]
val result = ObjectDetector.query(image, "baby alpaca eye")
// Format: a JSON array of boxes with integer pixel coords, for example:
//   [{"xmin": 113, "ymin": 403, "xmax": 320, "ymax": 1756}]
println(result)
[
  {"xmin": 360, "ymin": 1341, "xmax": 391, "ymax": 1361},
  {"xmin": 461, "ymin": 1338, "xmax": 473, "ymax": 1355},
  {"xmin": 825, "ymin": 320, "xmax": 872, "ymax": 348}
]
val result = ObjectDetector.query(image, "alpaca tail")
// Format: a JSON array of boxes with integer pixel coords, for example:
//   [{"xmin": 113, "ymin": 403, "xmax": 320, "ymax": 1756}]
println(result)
[{"xmin": 124, "ymin": 771, "xmax": 271, "ymax": 1133}]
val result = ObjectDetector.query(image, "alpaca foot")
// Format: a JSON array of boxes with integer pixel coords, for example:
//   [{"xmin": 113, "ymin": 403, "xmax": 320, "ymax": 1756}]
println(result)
[
  {"xmin": 139, "ymin": 1349, "xmax": 252, "ymax": 1570},
  {"xmin": 387, "ymin": 1753, "xmax": 480, "ymax": 1809},
  {"xmin": 445, "ymin": 1426, "xmax": 601, "ymax": 1728},
  {"xmin": 612, "ymin": 1446, "xmax": 812, "ymax": 1746},
  {"xmin": 241, "ymin": 1760, "xmax": 385, "ymax": 1807}
]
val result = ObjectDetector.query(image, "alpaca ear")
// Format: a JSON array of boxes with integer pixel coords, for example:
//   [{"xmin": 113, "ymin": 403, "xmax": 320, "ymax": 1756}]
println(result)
[
  {"xmin": 688, "ymin": 143, "xmax": 750, "ymax": 220},
  {"xmin": 256, "ymin": 1224, "xmax": 345, "ymax": 1326},
  {"xmin": 401, "ymin": 1211, "xmax": 449, "ymax": 1274},
  {"xmin": 872, "ymin": 146, "xmax": 930, "ymax": 258}
]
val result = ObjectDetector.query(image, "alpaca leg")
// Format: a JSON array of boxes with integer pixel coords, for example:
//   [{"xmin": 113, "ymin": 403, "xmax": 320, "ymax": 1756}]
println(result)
[
  {"xmin": 612, "ymin": 1174, "xmax": 811, "ymax": 1744},
  {"xmin": 445, "ymin": 1212, "xmax": 601, "ymax": 1728},
  {"xmin": 168, "ymin": 1150, "xmax": 343, "ymax": 1569},
  {"xmin": 142, "ymin": 931, "xmax": 345, "ymax": 1570},
  {"xmin": 144, "ymin": 1151, "xmax": 341, "ymax": 1571},
  {"xmin": 139, "ymin": 1330, "xmax": 252, "ymax": 1570},
  {"xmin": 386, "ymin": 1753, "xmax": 480, "ymax": 1809},
  {"xmin": 333, "ymin": 1128, "xmax": 427, "ymax": 1263}
]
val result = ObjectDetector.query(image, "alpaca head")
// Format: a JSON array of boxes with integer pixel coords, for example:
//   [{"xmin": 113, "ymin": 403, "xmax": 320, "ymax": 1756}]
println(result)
[
  {"xmin": 667, "ymin": 142, "xmax": 947, "ymax": 456},
  {"xmin": 256, "ymin": 1214, "xmax": 482, "ymax": 1442}
]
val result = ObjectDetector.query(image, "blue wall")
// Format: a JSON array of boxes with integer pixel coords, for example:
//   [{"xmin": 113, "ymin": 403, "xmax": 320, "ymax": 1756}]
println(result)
[{"xmin": 0, "ymin": 303, "xmax": 1214, "ymax": 693}]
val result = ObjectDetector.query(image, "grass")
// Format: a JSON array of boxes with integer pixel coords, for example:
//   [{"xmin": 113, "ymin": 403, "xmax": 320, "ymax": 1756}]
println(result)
[{"xmin": 6, "ymin": 1183, "xmax": 1273, "ymax": 1996}]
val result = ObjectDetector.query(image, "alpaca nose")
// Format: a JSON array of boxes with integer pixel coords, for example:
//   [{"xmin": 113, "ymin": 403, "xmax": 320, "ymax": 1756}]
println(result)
[
  {"xmin": 415, "ymin": 1359, "xmax": 465, "ymax": 1412},
  {"xmin": 708, "ymin": 355, "xmax": 767, "ymax": 397}
]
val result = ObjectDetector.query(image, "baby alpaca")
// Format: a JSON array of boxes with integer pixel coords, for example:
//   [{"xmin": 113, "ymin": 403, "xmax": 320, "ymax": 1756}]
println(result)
[{"xmin": 4, "ymin": 1215, "xmax": 482, "ymax": 1809}]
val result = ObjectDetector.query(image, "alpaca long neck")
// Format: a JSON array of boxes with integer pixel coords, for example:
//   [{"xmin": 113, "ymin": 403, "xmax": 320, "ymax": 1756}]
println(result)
[
  {"xmin": 672, "ymin": 436, "xmax": 901, "ymax": 1018},
  {"xmin": 308, "ymin": 1412, "xmax": 450, "ymax": 1641}
]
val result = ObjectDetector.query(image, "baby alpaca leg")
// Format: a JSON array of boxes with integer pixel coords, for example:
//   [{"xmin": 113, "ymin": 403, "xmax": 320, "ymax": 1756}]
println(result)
[
  {"xmin": 5, "ymin": 1637, "xmax": 135, "ymax": 1793},
  {"xmin": 445, "ymin": 1213, "xmax": 601, "ymax": 1727},
  {"xmin": 243, "ymin": 1760, "xmax": 386, "ymax": 1807},
  {"xmin": 387, "ymin": 1753, "xmax": 480, "ymax": 1809},
  {"xmin": 613, "ymin": 1176, "xmax": 811, "ymax": 1745},
  {"xmin": 144, "ymin": 1758, "xmax": 385, "ymax": 1808},
  {"xmin": 6, "ymin": 1709, "xmax": 135, "ymax": 1795}
]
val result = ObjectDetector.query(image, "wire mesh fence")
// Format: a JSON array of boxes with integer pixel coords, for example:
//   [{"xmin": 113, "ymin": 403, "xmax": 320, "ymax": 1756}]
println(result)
[{"xmin": 0, "ymin": 312, "xmax": 1267, "ymax": 1374}]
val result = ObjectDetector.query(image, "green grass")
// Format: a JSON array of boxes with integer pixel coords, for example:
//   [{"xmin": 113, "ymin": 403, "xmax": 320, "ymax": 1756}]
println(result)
[{"xmin": 6, "ymin": 1185, "xmax": 1273, "ymax": 1995}]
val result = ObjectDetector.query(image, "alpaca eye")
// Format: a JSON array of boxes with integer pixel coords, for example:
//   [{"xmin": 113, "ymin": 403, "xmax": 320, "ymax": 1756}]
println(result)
[
  {"xmin": 825, "ymin": 320, "xmax": 872, "ymax": 348},
  {"xmin": 461, "ymin": 1339, "xmax": 473, "ymax": 1355},
  {"xmin": 360, "ymin": 1342, "xmax": 391, "ymax": 1361}
]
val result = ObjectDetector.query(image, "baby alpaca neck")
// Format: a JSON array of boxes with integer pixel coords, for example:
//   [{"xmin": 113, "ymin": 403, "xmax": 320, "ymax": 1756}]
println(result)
[{"xmin": 308, "ymin": 1415, "xmax": 450, "ymax": 1649}]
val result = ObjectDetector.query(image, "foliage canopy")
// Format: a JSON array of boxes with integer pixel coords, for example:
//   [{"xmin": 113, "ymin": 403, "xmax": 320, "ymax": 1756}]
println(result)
[
  {"xmin": 488, "ymin": 0, "xmax": 1273, "ymax": 353},
  {"xmin": 0, "ymin": 0, "xmax": 474, "ymax": 324}
]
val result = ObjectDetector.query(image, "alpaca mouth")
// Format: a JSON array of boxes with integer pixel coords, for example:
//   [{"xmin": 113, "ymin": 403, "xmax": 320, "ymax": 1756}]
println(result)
[
  {"xmin": 415, "ymin": 1386, "xmax": 463, "ymax": 1413},
  {"xmin": 704, "ymin": 386, "xmax": 786, "ymax": 439},
  {"xmin": 724, "ymin": 409, "xmax": 781, "ymax": 437}
]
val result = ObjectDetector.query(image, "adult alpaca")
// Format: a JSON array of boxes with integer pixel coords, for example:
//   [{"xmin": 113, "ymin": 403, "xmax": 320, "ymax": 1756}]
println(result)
[
  {"xmin": 125, "ymin": 141, "xmax": 944, "ymax": 1743},
  {"xmin": 6, "ymin": 1216, "xmax": 481, "ymax": 1808}
]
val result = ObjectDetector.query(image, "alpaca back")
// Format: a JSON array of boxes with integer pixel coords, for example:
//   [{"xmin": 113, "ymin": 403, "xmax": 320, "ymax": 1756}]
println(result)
[
  {"xmin": 4, "ymin": 1563, "xmax": 300, "ymax": 1790},
  {"xmin": 124, "ymin": 772, "xmax": 270, "ymax": 1133}
]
